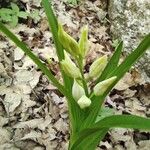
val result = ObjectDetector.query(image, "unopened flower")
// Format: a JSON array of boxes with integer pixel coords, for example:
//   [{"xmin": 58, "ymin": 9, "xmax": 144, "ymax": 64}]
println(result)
[
  {"xmin": 94, "ymin": 76, "xmax": 117, "ymax": 96},
  {"xmin": 79, "ymin": 25, "xmax": 89, "ymax": 57},
  {"xmin": 58, "ymin": 23, "xmax": 79, "ymax": 57},
  {"xmin": 89, "ymin": 55, "xmax": 108, "ymax": 79},
  {"xmin": 72, "ymin": 79, "xmax": 85, "ymax": 101},
  {"xmin": 77, "ymin": 95, "xmax": 91, "ymax": 109},
  {"xmin": 61, "ymin": 52, "xmax": 81, "ymax": 78}
]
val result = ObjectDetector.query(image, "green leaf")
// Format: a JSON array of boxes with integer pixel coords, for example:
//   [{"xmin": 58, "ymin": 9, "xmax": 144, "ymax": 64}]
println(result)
[
  {"xmin": 71, "ymin": 128, "xmax": 108, "ymax": 150},
  {"xmin": 0, "ymin": 14, "xmax": 12, "ymax": 22},
  {"xmin": 29, "ymin": 9, "xmax": 41, "ymax": 23},
  {"xmin": 71, "ymin": 115, "xmax": 150, "ymax": 149},
  {"xmin": 109, "ymin": 34, "xmax": 150, "ymax": 80},
  {"xmin": 94, "ymin": 115, "xmax": 150, "ymax": 129},
  {"xmin": 0, "ymin": 22, "xmax": 66, "ymax": 96},
  {"xmin": 42, "ymin": 0, "xmax": 85, "ymax": 134},
  {"xmin": 0, "ymin": 8, "xmax": 13, "ymax": 14},
  {"xmin": 42, "ymin": 0, "xmax": 73, "ymax": 91},
  {"xmin": 96, "ymin": 107, "xmax": 115, "ymax": 122},
  {"xmin": 10, "ymin": 15, "xmax": 18, "ymax": 27},
  {"xmin": 11, "ymin": 3, "xmax": 19, "ymax": 14},
  {"xmin": 18, "ymin": 11, "xmax": 28, "ymax": 19},
  {"xmin": 82, "ymin": 34, "xmax": 150, "ymax": 128},
  {"xmin": 0, "ymin": 8, "xmax": 13, "ymax": 22},
  {"xmin": 97, "ymin": 41, "xmax": 123, "ymax": 82}
]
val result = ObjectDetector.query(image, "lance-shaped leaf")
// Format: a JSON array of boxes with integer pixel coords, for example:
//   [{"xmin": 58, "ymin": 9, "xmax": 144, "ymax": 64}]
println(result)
[
  {"xmin": 97, "ymin": 41, "xmax": 123, "ymax": 82},
  {"xmin": 82, "ymin": 34, "xmax": 150, "ymax": 128},
  {"xmin": 42, "ymin": 0, "xmax": 73, "ymax": 93},
  {"xmin": 42, "ymin": 0, "xmax": 85, "ymax": 133},
  {"xmin": 0, "ymin": 22, "xmax": 66, "ymax": 96},
  {"xmin": 71, "ymin": 115, "xmax": 150, "ymax": 149}
]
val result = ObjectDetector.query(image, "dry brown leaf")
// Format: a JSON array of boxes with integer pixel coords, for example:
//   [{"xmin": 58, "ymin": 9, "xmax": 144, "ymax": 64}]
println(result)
[
  {"xmin": 13, "ymin": 118, "xmax": 44, "ymax": 129},
  {"xmin": 0, "ymin": 116, "xmax": 9, "ymax": 127},
  {"xmin": 3, "ymin": 92, "xmax": 22, "ymax": 114},
  {"xmin": 115, "ymin": 73, "xmax": 135, "ymax": 91},
  {"xmin": 0, "ymin": 143, "xmax": 20, "ymax": 150},
  {"xmin": 54, "ymin": 118, "xmax": 69, "ymax": 134},
  {"xmin": 0, "ymin": 127, "xmax": 11, "ymax": 145},
  {"xmin": 14, "ymin": 47, "xmax": 24, "ymax": 61},
  {"xmin": 20, "ymin": 130, "xmax": 42, "ymax": 141},
  {"xmin": 138, "ymin": 140, "xmax": 150, "ymax": 150},
  {"xmin": 110, "ymin": 128, "xmax": 133, "ymax": 143}
]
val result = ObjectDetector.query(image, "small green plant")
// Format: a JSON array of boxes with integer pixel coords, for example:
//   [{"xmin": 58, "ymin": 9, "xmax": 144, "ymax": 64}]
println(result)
[
  {"xmin": 29, "ymin": 9, "xmax": 41, "ymax": 24},
  {"xmin": 0, "ymin": 3, "xmax": 28, "ymax": 27},
  {"xmin": 0, "ymin": 0, "xmax": 150, "ymax": 149}
]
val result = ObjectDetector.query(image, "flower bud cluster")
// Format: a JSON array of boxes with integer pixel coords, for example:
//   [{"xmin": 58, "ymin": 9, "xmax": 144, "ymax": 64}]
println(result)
[{"xmin": 58, "ymin": 23, "xmax": 117, "ymax": 109}]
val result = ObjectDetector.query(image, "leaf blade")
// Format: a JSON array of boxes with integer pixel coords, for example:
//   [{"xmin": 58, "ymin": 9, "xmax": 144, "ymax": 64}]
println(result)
[
  {"xmin": 71, "ymin": 115, "xmax": 150, "ymax": 149},
  {"xmin": 83, "ymin": 34, "xmax": 150, "ymax": 128},
  {"xmin": 0, "ymin": 22, "xmax": 66, "ymax": 95},
  {"xmin": 42, "ymin": 0, "xmax": 85, "ymax": 133},
  {"xmin": 97, "ymin": 41, "xmax": 123, "ymax": 82}
]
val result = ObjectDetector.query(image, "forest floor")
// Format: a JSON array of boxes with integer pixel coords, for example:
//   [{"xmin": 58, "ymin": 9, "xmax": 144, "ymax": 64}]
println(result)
[{"xmin": 0, "ymin": 0, "xmax": 150, "ymax": 150}]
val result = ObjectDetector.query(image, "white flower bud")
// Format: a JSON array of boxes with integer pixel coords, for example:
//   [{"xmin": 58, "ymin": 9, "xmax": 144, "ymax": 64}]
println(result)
[
  {"xmin": 77, "ymin": 95, "xmax": 91, "ymax": 109},
  {"xmin": 89, "ymin": 55, "xmax": 108, "ymax": 79},
  {"xmin": 94, "ymin": 76, "xmax": 117, "ymax": 96},
  {"xmin": 72, "ymin": 79, "xmax": 85, "ymax": 101},
  {"xmin": 79, "ymin": 25, "xmax": 89, "ymax": 57},
  {"xmin": 58, "ymin": 23, "xmax": 79, "ymax": 57},
  {"xmin": 61, "ymin": 52, "xmax": 81, "ymax": 78}
]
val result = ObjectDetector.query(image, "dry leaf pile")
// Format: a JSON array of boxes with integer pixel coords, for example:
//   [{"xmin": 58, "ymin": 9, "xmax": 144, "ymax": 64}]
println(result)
[{"xmin": 0, "ymin": 0, "xmax": 149, "ymax": 150}]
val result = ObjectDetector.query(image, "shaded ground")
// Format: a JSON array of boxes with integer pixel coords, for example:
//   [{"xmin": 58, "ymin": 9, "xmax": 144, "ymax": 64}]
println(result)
[{"xmin": 0, "ymin": 0, "xmax": 149, "ymax": 149}]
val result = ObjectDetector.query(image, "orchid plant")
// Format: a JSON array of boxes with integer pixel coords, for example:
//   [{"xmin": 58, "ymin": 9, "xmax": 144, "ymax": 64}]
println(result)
[{"xmin": 0, "ymin": 0, "xmax": 150, "ymax": 149}]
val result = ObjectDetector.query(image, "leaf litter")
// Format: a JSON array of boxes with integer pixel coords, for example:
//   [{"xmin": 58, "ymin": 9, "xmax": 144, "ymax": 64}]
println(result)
[{"xmin": 0, "ymin": 0, "xmax": 149, "ymax": 149}]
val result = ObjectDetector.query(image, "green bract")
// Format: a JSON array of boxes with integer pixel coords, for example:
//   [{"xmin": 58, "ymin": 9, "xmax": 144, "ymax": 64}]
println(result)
[
  {"xmin": 79, "ymin": 25, "xmax": 89, "ymax": 57},
  {"xmin": 58, "ymin": 23, "xmax": 80, "ymax": 57},
  {"xmin": 61, "ymin": 52, "xmax": 81, "ymax": 78},
  {"xmin": 0, "ymin": 0, "xmax": 150, "ymax": 149},
  {"xmin": 89, "ymin": 55, "xmax": 108, "ymax": 79},
  {"xmin": 94, "ymin": 76, "xmax": 117, "ymax": 96}
]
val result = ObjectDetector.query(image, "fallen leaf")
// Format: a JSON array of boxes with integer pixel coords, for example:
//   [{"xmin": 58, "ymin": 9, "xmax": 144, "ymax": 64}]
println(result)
[
  {"xmin": 14, "ymin": 47, "xmax": 25, "ymax": 61},
  {"xmin": 3, "ymin": 92, "xmax": 22, "ymax": 114},
  {"xmin": 0, "ymin": 127, "xmax": 11, "ymax": 145},
  {"xmin": 20, "ymin": 130, "xmax": 42, "ymax": 141}
]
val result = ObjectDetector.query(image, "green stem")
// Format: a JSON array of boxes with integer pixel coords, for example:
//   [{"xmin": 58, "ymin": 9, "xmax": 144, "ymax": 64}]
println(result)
[{"xmin": 77, "ymin": 56, "xmax": 89, "ymax": 96}]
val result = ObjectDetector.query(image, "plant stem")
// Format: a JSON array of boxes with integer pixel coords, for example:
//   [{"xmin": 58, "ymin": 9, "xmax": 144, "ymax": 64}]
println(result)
[{"xmin": 77, "ymin": 56, "xmax": 89, "ymax": 96}]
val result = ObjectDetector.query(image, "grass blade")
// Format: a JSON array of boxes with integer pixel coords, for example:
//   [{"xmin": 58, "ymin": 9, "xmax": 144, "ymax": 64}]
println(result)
[
  {"xmin": 0, "ymin": 22, "xmax": 66, "ymax": 95},
  {"xmin": 71, "ymin": 115, "xmax": 150, "ymax": 149}
]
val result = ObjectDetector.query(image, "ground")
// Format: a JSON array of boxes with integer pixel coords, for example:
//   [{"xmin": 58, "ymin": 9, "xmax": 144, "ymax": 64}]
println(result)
[{"xmin": 0, "ymin": 0, "xmax": 150, "ymax": 150}]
